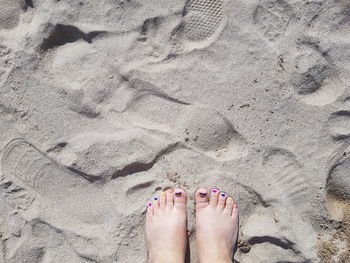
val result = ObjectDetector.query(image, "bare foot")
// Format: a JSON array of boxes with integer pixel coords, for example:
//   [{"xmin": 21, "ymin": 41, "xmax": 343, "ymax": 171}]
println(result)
[
  {"xmin": 146, "ymin": 189, "xmax": 187, "ymax": 263},
  {"xmin": 195, "ymin": 188, "xmax": 239, "ymax": 263}
]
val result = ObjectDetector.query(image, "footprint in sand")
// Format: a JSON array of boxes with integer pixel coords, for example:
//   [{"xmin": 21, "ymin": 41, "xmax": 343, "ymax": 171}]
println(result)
[
  {"xmin": 238, "ymin": 206, "xmax": 314, "ymax": 263},
  {"xmin": 252, "ymin": 0, "xmax": 294, "ymax": 41},
  {"xmin": 235, "ymin": 148, "xmax": 319, "ymax": 261},
  {"xmin": 2, "ymin": 219, "xmax": 81, "ymax": 263},
  {"xmin": 175, "ymin": 104, "xmax": 248, "ymax": 160},
  {"xmin": 52, "ymin": 128, "xmax": 179, "ymax": 180},
  {"xmin": 119, "ymin": 0, "xmax": 227, "ymax": 70},
  {"xmin": 307, "ymin": 0, "xmax": 350, "ymax": 37},
  {"xmin": 170, "ymin": 0, "xmax": 227, "ymax": 54},
  {"xmin": 1, "ymin": 138, "xmax": 117, "ymax": 226},
  {"xmin": 327, "ymin": 111, "xmax": 350, "ymax": 141},
  {"xmin": 290, "ymin": 38, "xmax": 345, "ymax": 106},
  {"xmin": 257, "ymin": 148, "xmax": 313, "ymax": 219},
  {"xmin": 121, "ymin": 78, "xmax": 248, "ymax": 161},
  {"xmin": 50, "ymin": 41, "xmax": 121, "ymax": 118}
]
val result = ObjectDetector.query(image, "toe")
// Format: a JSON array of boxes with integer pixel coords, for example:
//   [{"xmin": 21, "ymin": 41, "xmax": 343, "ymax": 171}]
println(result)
[
  {"xmin": 159, "ymin": 192, "xmax": 166, "ymax": 209},
  {"xmin": 195, "ymin": 188, "xmax": 209, "ymax": 209},
  {"xmin": 209, "ymin": 188, "xmax": 219, "ymax": 206},
  {"xmin": 152, "ymin": 196, "xmax": 159, "ymax": 213},
  {"xmin": 217, "ymin": 191, "xmax": 227, "ymax": 210},
  {"xmin": 224, "ymin": 196, "xmax": 234, "ymax": 215},
  {"xmin": 232, "ymin": 203, "xmax": 239, "ymax": 219},
  {"xmin": 166, "ymin": 189, "xmax": 174, "ymax": 208},
  {"xmin": 174, "ymin": 188, "xmax": 187, "ymax": 208},
  {"xmin": 146, "ymin": 202, "xmax": 153, "ymax": 217}
]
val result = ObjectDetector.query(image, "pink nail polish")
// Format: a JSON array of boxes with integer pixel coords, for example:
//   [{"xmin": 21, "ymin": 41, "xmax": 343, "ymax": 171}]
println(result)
[
  {"xmin": 212, "ymin": 189, "xmax": 218, "ymax": 193},
  {"xmin": 148, "ymin": 202, "xmax": 152, "ymax": 207}
]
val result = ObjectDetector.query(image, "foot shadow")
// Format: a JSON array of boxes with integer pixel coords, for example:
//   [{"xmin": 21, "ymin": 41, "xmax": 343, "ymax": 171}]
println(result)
[{"xmin": 1, "ymin": 138, "xmax": 116, "ymax": 225}]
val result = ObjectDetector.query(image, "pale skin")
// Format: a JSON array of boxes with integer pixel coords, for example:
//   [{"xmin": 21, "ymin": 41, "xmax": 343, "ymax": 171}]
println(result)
[{"xmin": 146, "ymin": 188, "xmax": 239, "ymax": 263}]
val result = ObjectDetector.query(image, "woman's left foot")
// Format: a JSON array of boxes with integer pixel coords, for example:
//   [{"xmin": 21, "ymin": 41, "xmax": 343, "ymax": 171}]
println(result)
[{"xmin": 146, "ymin": 188, "xmax": 187, "ymax": 263}]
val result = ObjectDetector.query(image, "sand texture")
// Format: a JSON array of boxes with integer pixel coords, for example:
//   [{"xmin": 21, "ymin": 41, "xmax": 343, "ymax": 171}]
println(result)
[{"xmin": 0, "ymin": 0, "xmax": 350, "ymax": 262}]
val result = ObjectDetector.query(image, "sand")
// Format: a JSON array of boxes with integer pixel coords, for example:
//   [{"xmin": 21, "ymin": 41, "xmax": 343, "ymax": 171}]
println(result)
[{"xmin": 0, "ymin": 0, "xmax": 349, "ymax": 262}]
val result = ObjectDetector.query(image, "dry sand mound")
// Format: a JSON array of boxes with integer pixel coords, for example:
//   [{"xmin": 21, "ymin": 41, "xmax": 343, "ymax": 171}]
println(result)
[{"xmin": 0, "ymin": 0, "xmax": 350, "ymax": 262}]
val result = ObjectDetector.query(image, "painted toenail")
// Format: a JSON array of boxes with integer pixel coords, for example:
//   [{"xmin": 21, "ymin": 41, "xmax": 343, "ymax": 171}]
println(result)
[
  {"xmin": 148, "ymin": 202, "xmax": 152, "ymax": 206},
  {"xmin": 212, "ymin": 189, "xmax": 218, "ymax": 193},
  {"xmin": 199, "ymin": 192, "xmax": 207, "ymax": 198},
  {"xmin": 167, "ymin": 189, "xmax": 173, "ymax": 193},
  {"xmin": 160, "ymin": 193, "xmax": 166, "ymax": 196},
  {"xmin": 221, "ymin": 193, "xmax": 226, "ymax": 197},
  {"xmin": 233, "ymin": 203, "xmax": 238, "ymax": 208},
  {"xmin": 154, "ymin": 197, "xmax": 158, "ymax": 200},
  {"xmin": 175, "ymin": 192, "xmax": 182, "ymax": 197},
  {"xmin": 227, "ymin": 197, "xmax": 233, "ymax": 202}
]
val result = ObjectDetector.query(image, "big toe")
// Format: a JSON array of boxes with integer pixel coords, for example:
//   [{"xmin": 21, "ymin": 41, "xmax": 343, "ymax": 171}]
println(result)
[
  {"xmin": 174, "ymin": 189, "xmax": 187, "ymax": 210},
  {"xmin": 195, "ymin": 188, "xmax": 209, "ymax": 210}
]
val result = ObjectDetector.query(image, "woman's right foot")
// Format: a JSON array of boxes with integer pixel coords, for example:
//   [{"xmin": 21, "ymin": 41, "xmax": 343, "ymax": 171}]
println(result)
[{"xmin": 195, "ymin": 188, "xmax": 239, "ymax": 263}]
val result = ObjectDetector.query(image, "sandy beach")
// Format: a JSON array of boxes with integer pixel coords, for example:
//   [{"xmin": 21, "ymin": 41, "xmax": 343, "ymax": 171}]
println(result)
[{"xmin": 0, "ymin": 0, "xmax": 349, "ymax": 262}]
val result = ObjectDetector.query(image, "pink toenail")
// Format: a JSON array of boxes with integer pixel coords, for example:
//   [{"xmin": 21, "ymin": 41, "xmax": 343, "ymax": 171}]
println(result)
[
  {"xmin": 148, "ymin": 202, "xmax": 152, "ymax": 206},
  {"xmin": 212, "ymin": 189, "xmax": 218, "ymax": 193},
  {"xmin": 233, "ymin": 204, "xmax": 238, "ymax": 208}
]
